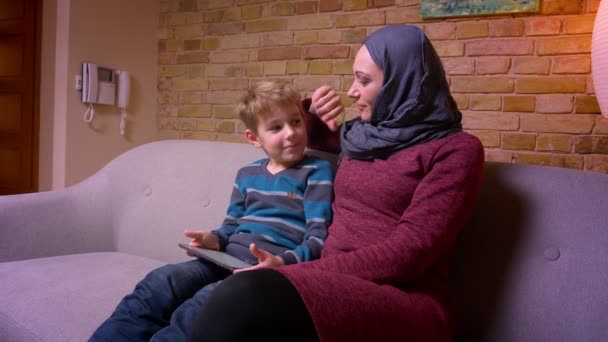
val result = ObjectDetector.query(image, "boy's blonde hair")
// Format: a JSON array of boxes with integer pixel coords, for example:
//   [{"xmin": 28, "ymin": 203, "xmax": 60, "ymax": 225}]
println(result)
[{"xmin": 236, "ymin": 81, "xmax": 303, "ymax": 132}]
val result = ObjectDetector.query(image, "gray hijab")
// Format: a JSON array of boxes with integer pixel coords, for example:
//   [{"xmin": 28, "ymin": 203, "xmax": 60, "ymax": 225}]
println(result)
[{"xmin": 340, "ymin": 25, "xmax": 462, "ymax": 160}]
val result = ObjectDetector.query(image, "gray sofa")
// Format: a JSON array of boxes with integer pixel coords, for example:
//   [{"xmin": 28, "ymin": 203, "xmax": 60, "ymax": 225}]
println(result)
[{"xmin": 1, "ymin": 140, "xmax": 607, "ymax": 342}]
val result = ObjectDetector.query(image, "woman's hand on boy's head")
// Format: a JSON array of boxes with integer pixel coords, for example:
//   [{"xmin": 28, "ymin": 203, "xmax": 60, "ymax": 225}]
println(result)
[
  {"xmin": 184, "ymin": 229, "xmax": 220, "ymax": 251},
  {"xmin": 311, "ymin": 85, "xmax": 343, "ymax": 132},
  {"xmin": 233, "ymin": 243, "xmax": 285, "ymax": 274}
]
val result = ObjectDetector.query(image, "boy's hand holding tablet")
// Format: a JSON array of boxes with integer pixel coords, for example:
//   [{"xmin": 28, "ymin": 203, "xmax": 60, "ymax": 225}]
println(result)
[
  {"xmin": 180, "ymin": 229, "xmax": 285, "ymax": 273},
  {"xmin": 183, "ymin": 229, "xmax": 220, "ymax": 251}
]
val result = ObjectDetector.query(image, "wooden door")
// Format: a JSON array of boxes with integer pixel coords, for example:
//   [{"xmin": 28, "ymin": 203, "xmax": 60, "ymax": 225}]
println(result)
[{"xmin": 0, "ymin": 0, "xmax": 39, "ymax": 195}]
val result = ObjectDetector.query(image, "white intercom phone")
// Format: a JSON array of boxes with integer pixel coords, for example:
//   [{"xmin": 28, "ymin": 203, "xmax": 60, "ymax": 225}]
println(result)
[
  {"xmin": 116, "ymin": 70, "xmax": 131, "ymax": 136},
  {"xmin": 81, "ymin": 63, "xmax": 131, "ymax": 136}
]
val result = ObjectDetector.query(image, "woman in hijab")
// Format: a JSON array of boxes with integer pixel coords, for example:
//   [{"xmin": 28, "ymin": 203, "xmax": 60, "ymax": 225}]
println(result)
[{"xmin": 189, "ymin": 24, "xmax": 485, "ymax": 341}]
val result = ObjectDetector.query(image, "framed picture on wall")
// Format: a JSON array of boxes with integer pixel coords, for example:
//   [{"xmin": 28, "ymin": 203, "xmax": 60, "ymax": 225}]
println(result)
[{"xmin": 421, "ymin": 0, "xmax": 540, "ymax": 18}]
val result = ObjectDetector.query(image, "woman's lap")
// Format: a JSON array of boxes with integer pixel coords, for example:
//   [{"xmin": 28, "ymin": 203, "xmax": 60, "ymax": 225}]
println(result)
[
  {"xmin": 277, "ymin": 268, "xmax": 453, "ymax": 341},
  {"xmin": 189, "ymin": 269, "xmax": 318, "ymax": 342},
  {"xmin": 189, "ymin": 268, "xmax": 451, "ymax": 341}
]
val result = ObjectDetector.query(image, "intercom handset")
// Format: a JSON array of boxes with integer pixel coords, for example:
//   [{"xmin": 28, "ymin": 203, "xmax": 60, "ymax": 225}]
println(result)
[
  {"xmin": 81, "ymin": 65, "xmax": 97, "ymax": 106},
  {"xmin": 116, "ymin": 71, "xmax": 131, "ymax": 136},
  {"xmin": 117, "ymin": 71, "xmax": 130, "ymax": 109},
  {"xmin": 80, "ymin": 63, "xmax": 132, "ymax": 136}
]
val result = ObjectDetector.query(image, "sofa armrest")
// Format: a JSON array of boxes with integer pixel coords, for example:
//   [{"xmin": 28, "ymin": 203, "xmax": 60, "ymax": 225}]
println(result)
[{"xmin": 0, "ymin": 177, "xmax": 115, "ymax": 262}]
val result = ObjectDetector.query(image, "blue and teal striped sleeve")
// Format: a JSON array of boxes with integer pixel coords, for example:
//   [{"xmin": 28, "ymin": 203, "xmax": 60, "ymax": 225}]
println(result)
[
  {"xmin": 212, "ymin": 170, "xmax": 246, "ymax": 251},
  {"xmin": 280, "ymin": 158, "xmax": 334, "ymax": 264}
]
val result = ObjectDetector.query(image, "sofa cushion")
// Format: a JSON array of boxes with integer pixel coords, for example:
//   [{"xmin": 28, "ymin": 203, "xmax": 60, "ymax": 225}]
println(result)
[
  {"xmin": 450, "ymin": 162, "xmax": 608, "ymax": 341},
  {"xmin": 0, "ymin": 252, "xmax": 164, "ymax": 342}
]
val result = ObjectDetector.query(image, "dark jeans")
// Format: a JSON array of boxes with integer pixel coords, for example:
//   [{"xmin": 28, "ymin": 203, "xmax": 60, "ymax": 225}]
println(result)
[{"xmin": 89, "ymin": 259, "xmax": 229, "ymax": 342}]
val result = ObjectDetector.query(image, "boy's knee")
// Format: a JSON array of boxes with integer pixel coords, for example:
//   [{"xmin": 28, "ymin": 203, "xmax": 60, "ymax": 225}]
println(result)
[
  {"xmin": 144, "ymin": 264, "xmax": 177, "ymax": 284},
  {"xmin": 148, "ymin": 261, "xmax": 198, "ymax": 281}
]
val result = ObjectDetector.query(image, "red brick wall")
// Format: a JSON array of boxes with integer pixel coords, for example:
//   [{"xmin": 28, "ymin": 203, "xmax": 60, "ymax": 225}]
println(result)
[{"xmin": 158, "ymin": 0, "xmax": 608, "ymax": 173}]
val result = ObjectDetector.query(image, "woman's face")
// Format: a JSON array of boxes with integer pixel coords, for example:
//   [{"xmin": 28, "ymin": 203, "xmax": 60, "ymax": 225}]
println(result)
[{"xmin": 347, "ymin": 45, "xmax": 384, "ymax": 121}]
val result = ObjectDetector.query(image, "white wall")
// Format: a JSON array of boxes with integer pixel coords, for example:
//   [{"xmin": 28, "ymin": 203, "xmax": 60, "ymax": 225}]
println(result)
[{"xmin": 39, "ymin": 0, "xmax": 160, "ymax": 190}]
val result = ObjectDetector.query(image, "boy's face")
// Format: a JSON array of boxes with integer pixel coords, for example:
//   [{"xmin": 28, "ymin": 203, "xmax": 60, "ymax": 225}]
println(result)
[{"xmin": 245, "ymin": 103, "xmax": 307, "ymax": 171}]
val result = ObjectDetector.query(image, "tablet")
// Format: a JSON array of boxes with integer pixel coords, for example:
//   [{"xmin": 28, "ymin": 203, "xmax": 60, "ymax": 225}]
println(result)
[{"xmin": 178, "ymin": 243, "xmax": 252, "ymax": 272}]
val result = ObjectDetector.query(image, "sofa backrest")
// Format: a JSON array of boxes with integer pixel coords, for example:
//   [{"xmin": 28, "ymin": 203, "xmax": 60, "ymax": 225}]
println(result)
[
  {"xmin": 97, "ymin": 140, "xmax": 339, "ymax": 263},
  {"xmin": 450, "ymin": 162, "xmax": 608, "ymax": 341},
  {"xmin": 97, "ymin": 140, "xmax": 267, "ymax": 262}
]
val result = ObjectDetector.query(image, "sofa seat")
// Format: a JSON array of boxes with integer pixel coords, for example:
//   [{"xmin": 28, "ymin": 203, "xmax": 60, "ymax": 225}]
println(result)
[{"xmin": 0, "ymin": 253, "xmax": 164, "ymax": 342}]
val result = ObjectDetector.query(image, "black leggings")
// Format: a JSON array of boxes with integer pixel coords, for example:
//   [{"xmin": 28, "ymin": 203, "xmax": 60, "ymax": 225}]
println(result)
[{"xmin": 188, "ymin": 269, "xmax": 319, "ymax": 342}]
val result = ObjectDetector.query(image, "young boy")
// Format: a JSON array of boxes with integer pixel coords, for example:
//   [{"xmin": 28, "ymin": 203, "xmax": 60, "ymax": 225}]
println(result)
[{"xmin": 89, "ymin": 81, "xmax": 334, "ymax": 342}]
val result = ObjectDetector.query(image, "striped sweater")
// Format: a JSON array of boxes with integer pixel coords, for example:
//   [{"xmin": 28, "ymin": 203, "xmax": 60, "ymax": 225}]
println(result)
[{"xmin": 213, "ymin": 155, "xmax": 334, "ymax": 265}]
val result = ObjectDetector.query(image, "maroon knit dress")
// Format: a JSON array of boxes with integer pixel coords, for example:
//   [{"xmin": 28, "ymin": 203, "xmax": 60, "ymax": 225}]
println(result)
[{"xmin": 277, "ymin": 130, "xmax": 484, "ymax": 341}]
